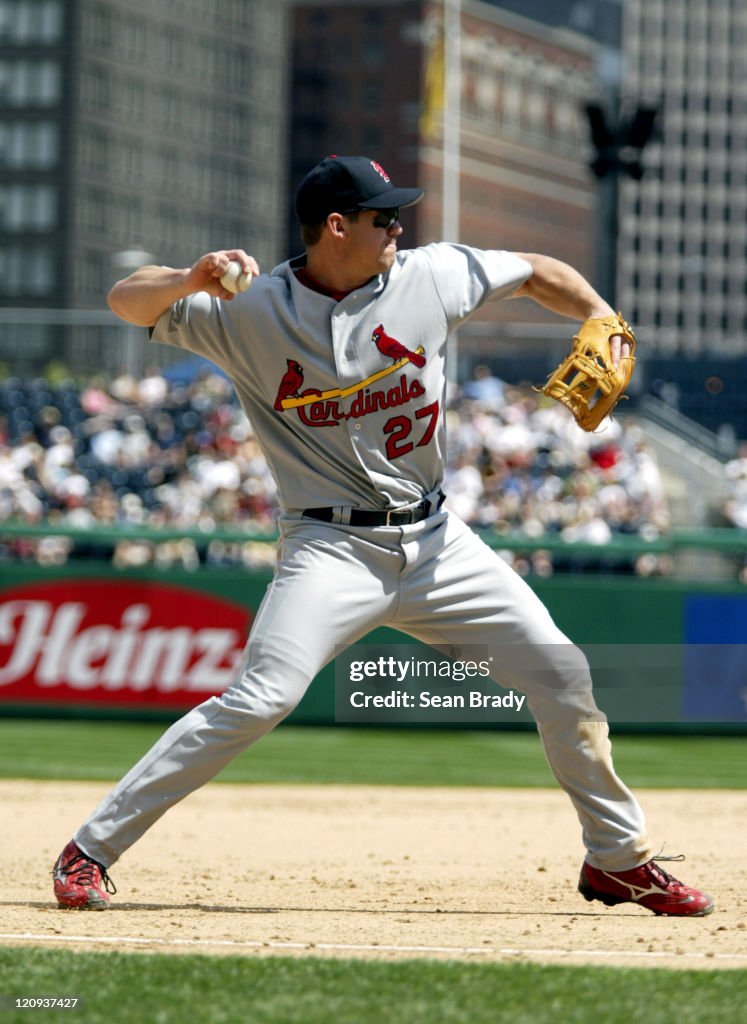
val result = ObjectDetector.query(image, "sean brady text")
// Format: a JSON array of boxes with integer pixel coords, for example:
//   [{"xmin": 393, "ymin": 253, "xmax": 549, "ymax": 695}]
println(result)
[
  {"xmin": 419, "ymin": 690, "xmax": 526, "ymax": 710},
  {"xmin": 348, "ymin": 690, "xmax": 526, "ymax": 711}
]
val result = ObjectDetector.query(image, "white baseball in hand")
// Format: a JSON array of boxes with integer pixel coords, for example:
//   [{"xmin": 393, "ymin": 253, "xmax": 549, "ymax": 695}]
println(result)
[{"xmin": 220, "ymin": 260, "xmax": 253, "ymax": 293}]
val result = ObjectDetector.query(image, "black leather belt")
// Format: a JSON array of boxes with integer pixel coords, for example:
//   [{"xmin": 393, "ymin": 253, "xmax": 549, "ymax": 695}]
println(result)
[{"xmin": 304, "ymin": 491, "xmax": 445, "ymax": 527}]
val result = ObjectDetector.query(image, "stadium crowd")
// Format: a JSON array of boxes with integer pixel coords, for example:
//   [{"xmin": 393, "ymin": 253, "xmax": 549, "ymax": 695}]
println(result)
[{"xmin": 0, "ymin": 363, "xmax": 672, "ymax": 576}]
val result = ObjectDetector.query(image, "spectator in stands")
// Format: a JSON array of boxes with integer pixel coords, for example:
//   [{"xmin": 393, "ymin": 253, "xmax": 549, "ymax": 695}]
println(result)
[
  {"xmin": 461, "ymin": 363, "xmax": 506, "ymax": 408},
  {"xmin": 724, "ymin": 443, "xmax": 747, "ymax": 530},
  {"xmin": 722, "ymin": 443, "xmax": 747, "ymax": 583}
]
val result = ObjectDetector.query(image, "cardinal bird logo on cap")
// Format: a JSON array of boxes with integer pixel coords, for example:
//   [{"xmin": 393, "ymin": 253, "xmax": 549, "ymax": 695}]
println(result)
[
  {"xmin": 274, "ymin": 359, "xmax": 305, "ymax": 410},
  {"xmin": 372, "ymin": 324, "xmax": 426, "ymax": 368}
]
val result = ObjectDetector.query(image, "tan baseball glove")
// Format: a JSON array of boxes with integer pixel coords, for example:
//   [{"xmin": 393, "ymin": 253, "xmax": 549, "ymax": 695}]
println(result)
[{"xmin": 539, "ymin": 313, "xmax": 636, "ymax": 431}]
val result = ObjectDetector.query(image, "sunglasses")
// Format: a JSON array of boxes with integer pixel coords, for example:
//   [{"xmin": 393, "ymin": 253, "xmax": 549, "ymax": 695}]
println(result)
[
  {"xmin": 368, "ymin": 208, "xmax": 400, "ymax": 229},
  {"xmin": 344, "ymin": 207, "xmax": 400, "ymax": 229}
]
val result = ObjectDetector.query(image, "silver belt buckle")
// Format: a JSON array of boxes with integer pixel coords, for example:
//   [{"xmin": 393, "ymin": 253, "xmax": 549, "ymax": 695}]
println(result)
[{"xmin": 385, "ymin": 508, "xmax": 396, "ymax": 527}]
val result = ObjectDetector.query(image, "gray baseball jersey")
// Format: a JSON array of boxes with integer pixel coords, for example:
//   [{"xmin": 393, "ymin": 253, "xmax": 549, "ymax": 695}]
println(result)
[{"xmin": 152, "ymin": 244, "xmax": 532, "ymax": 510}]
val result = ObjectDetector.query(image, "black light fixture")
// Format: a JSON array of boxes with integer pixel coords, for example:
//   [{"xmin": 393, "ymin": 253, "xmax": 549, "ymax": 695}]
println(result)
[
  {"xmin": 585, "ymin": 102, "xmax": 658, "ymax": 180},
  {"xmin": 583, "ymin": 100, "xmax": 658, "ymax": 305}
]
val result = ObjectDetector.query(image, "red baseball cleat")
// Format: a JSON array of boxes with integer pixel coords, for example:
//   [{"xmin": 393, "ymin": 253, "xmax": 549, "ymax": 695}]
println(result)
[
  {"xmin": 52, "ymin": 840, "xmax": 116, "ymax": 910},
  {"xmin": 579, "ymin": 855, "xmax": 714, "ymax": 917}
]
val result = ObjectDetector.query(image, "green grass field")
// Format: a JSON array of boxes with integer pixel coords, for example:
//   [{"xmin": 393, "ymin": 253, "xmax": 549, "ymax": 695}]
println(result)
[
  {"xmin": 0, "ymin": 719, "xmax": 744, "ymax": 788},
  {"xmin": 1, "ymin": 948, "xmax": 745, "ymax": 1024},
  {"xmin": 1, "ymin": 720, "xmax": 745, "ymax": 1023}
]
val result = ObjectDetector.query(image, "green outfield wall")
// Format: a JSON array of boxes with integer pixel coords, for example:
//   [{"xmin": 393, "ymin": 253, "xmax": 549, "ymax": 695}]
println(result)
[{"xmin": 1, "ymin": 555, "xmax": 745, "ymax": 731}]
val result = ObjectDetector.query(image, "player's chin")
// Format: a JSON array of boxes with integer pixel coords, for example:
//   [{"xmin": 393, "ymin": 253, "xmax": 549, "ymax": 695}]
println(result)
[{"xmin": 380, "ymin": 245, "xmax": 398, "ymax": 268}]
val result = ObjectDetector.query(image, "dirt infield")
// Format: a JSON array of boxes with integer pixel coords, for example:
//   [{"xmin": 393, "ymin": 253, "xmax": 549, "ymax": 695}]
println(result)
[{"xmin": 2, "ymin": 780, "xmax": 745, "ymax": 969}]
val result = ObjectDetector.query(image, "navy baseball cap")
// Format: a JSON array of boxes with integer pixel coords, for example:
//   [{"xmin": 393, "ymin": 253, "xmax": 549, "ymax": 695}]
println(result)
[{"xmin": 295, "ymin": 155, "xmax": 425, "ymax": 223}]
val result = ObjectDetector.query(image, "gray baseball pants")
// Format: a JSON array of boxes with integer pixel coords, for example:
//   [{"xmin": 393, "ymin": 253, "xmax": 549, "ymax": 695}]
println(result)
[{"xmin": 75, "ymin": 508, "xmax": 653, "ymax": 872}]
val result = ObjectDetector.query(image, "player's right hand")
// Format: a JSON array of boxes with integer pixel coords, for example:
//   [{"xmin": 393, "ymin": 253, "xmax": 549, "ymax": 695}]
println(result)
[{"xmin": 187, "ymin": 250, "xmax": 260, "ymax": 300}]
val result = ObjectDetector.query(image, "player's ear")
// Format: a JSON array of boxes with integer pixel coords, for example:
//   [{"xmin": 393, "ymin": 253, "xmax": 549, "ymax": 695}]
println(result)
[{"xmin": 327, "ymin": 212, "xmax": 347, "ymax": 238}]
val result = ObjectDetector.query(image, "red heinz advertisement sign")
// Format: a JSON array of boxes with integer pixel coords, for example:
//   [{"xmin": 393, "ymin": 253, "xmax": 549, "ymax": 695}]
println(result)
[{"xmin": 0, "ymin": 580, "xmax": 252, "ymax": 709}]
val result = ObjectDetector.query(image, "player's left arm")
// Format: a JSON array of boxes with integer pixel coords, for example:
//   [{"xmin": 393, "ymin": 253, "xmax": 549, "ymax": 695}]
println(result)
[
  {"xmin": 510, "ymin": 253, "xmax": 614, "ymax": 322},
  {"xmin": 510, "ymin": 253, "xmax": 629, "ymax": 366}
]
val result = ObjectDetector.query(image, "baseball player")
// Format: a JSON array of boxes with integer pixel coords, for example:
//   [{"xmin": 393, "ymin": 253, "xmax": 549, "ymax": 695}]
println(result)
[{"xmin": 53, "ymin": 156, "xmax": 712, "ymax": 917}]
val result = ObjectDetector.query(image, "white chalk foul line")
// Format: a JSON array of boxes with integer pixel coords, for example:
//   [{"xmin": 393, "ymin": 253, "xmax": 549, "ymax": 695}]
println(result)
[{"xmin": 1, "ymin": 933, "xmax": 746, "ymax": 962}]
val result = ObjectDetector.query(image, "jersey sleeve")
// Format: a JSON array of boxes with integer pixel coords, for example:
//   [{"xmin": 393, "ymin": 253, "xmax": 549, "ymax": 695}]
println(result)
[
  {"xmin": 421, "ymin": 243, "xmax": 532, "ymax": 325},
  {"xmin": 150, "ymin": 291, "xmax": 235, "ymax": 371}
]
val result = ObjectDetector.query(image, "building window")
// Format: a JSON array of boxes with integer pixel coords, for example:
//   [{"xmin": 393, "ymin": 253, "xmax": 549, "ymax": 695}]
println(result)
[
  {"xmin": 0, "ymin": 121, "xmax": 59, "ymax": 168},
  {"xmin": 361, "ymin": 124, "xmax": 382, "ymax": 151},
  {"xmin": 122, "ymin": 14, "xmax": 146, "ymax": 63},
  {"xmin": 0, "ymin": 0, "xmax": 62, "ymax": 43},
  {"xmin": 362, "ymin": 83, "xmax": 381, "ymax": 110},
  {"xmin": 363, "ymin": 39, "xmax": 384, "ymax": 68},
  {"xmin": 81, "ymin": 65, "xmax": 110, "ymax": 111},
  {"xmin": 0, "ymin": 245, "xmax": 55, "ymax": 296},
  {"xmin": 86, "ymin": 4, "xmax": 113, "ymax": 49},
  {"xmin": 80, "ymin": 190, "xmax": 107, "ymax": 234},
  {"xmin": 0, "ymin": 60, "xmax": 61, "ymax": 106},
  {"xmin": 0, "ymin": 184, "xmax": 57, "ymax": 231}
]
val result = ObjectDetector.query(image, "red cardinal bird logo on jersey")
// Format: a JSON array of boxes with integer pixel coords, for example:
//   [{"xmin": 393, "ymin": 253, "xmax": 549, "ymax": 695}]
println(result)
[
  {"xmin": 371, "ymin": 324, "xmax": 426, "ymax": 368},
  {"xmin": 274, "ymin": 359, "xmax": 305, "ymax": 410}
]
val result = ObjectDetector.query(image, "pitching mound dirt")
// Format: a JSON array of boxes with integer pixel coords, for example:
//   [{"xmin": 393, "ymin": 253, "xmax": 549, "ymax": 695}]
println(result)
[{"xmin": 2, "ymin": 781, "xmax": 745, "ymax": 969}]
